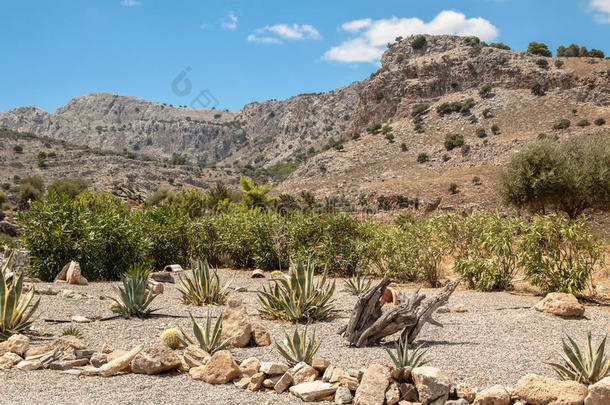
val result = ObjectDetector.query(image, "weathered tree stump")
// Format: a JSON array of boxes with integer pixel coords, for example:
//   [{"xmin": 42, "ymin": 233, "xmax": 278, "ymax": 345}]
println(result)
[{"xmin": 339, "ymin": 277, "xmax": 459, "ymax": 347}]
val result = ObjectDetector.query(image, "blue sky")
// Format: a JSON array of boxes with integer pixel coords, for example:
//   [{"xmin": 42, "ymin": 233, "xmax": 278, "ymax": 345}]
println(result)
[{"xmin": 1, "ymin": 0, "xmax": 609, "ymax": 113}]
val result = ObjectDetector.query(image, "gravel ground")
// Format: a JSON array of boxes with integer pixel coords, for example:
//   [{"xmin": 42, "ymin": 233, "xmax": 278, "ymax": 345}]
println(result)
[{"xmin": 1, "ymin": 269, "xmax": 609, "ymax": 405}]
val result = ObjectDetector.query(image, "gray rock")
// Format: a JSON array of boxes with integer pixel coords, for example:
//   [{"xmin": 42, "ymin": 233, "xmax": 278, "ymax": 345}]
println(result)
[
  {"xmin": 354, "ymin": 364, "xmax": 391, "ymax": 405},
  {"xmin": 289, "ymin": 381, "xmax": 338, "ymax": 402},
  {"xmin": 131, "ymin": 343, "xmax": 181, "ymax": 375},
  {"xmin": 335, "ymin": 385, "xmax": 353, "ymax": 404},
  {"xmin": 412, "ymin": 366, "xmax": 453, "ymax": 405}
]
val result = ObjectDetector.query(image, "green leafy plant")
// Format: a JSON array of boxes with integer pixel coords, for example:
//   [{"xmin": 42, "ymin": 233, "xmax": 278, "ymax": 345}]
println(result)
[
  {"xmin": 275, "ymin": 325, "xmax": 321, "ymax": 366},
  {"xmin": 178, "ymin": 259, "xmax": 230, "ymax": 305},
  {"xmin": 518, "ymin": 215, "xmax": 604, "ymax": 294},
  {"xmin": 187, "ymin": 311, "xmax": 230, "ymax": 355},
  {"xmin": 110, "ymin": 265, "xmax": 159, "ymax": 318},
  {"xmin": 385, "ymin": 337, "xmax": 430, "ymax": 369},
  {"xmin": 550, "ymin": 332, "xmax": 610, "ymax": 385},
  {"xmin": 60, "ymin": 326, "xmax": 84, "ymax": 339},
  {"xmin": 345, "ymin": 273, "xmax": 372, "ymax": 295},
  {"xmin": 0, "ymin": 254, "xmax": 40, "ymax": 340},
  {"xmin": 444, "ymin": 133, "xmax": 464, "ymax": 150},
  {"xmin": 258, "ymin": 259, "xmax": 335, "ymax": 322}
]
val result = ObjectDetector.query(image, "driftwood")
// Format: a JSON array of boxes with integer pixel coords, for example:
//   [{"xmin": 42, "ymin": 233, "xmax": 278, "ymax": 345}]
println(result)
[{"xmin": 339, "ymin": 276, "xmax": 459, "ymax": 347}]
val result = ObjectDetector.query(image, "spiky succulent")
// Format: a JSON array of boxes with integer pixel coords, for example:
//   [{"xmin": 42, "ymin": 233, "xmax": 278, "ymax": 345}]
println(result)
[
  {"xmin": 60, "ymin": 326, "xmax": 84, "ymax": 339},
  {"xmin": 110, "ymin": 264, "xmax": 158, "ymax": 319},
  {"xmin": 550, "ymin": 332, "xmax": 610, "ymax": 385},
  {"xmin": 344, "ymin": 273, "xmax": 372, "ymax": 295},
  {"xmin": 178, "ymin": 259, "xmax": 230, "ymax": 306},
  {"xmin": 0, "ymin": 253, "xmax": 40, "ymax": 341},
  {"xmin": 275, "ymin": 325, "xmax": 321, "ymax": 366},
  {"xmin": 258, "ymin": 259, "xmax": 335, "ymax": 323},
  {"xmin": 187, "ymin": 311, "xmax": 230, "ymax": 355},
  {"xmin": 385, "ymin": 337, "xmax": 430, "ymax": 370},
  {"xmin": 160, "ymin": 328, "xmax": 183, "ymax": 350}
]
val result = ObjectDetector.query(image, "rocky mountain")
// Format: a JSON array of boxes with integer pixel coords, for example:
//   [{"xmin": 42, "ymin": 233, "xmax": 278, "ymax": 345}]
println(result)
[{"xmin": 1, "ymin": 34, "xmax": 609, "ymax": 214}]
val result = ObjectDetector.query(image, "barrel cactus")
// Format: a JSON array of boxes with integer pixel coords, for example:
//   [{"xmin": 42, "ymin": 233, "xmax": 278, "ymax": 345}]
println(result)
[{"xmin": 160, "ymin": 328, "xmax": 183, "ymax": 350}]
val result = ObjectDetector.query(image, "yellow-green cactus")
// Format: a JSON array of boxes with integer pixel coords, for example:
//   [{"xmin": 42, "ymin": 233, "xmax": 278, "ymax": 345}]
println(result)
[{"xmin": 160, "ymin": 328, "xmax": 182, "ymax": 350}]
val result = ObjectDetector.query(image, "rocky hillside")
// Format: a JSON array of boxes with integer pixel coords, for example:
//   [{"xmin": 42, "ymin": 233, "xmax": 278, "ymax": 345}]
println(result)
[{"xmin": 1, "ymin": 34, "xmax": 609, "ymax": 215}]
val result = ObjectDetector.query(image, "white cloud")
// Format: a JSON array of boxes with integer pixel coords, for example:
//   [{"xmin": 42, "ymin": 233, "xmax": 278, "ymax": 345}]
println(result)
[
  {"xmin": 324, "ymin": 11, "xmax": 499, "ymax": 63},
  {"xmin": 222, "ymin": 11, "xmax": 238, "ymax": 30},
  {"xmin": 247, "ymin": 34, "xmax": 283, "ymax": 44},
  {"xmin": 247, "ymin": 23, "xmax": 321, "ymax": 44},
  {"xmin": 341, "ymin": 18, "xmax": 372, "ymax": 33},
  {"xmin": 590, "ymin": 0, "xmax": 610, "ymax": 23},
  {"xmin": 121, "ymin": 0, "xmax": 141, "ymax": 6}
]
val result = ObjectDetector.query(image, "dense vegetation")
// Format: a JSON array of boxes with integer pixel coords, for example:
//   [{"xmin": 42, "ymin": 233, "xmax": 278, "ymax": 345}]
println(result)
[{"xmin": 498, "ymin": 135, "xmax": 610, "ymax": 219}]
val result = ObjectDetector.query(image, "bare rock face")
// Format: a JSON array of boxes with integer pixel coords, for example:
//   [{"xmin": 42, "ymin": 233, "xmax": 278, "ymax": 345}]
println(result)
[
  {"xmin": 586, "ymin": 377, "xmax": 610, "ymax": 405},
  {"xmin": 514, "ymin": 374, "xmax": 588, "ymax": 405},
  {"xmin": 354, "ymin": 364, "xmax": 392, "ymax": 405},
  {"xmin": 534, "ymin": 293, "xmax": 585, "ymax": 317},
  {"xmin": 130, "ymin": 343, "xmax": 181, "ymax": 375},
  {"xmin": 195, "ymin": 350, "xmax": 241, "ymax": 384},
  {"xmin": 220, "ymin": 296, "xmax": 252, "ymax": 348}
]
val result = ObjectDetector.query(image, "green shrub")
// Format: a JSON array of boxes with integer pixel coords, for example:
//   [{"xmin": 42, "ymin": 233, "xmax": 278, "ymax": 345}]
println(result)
[
  {"xmin": 400, "ymin": 143, "xmax": 408, "ymax": 152},
  {"xmin": 437, "ymin": 99, "xmax": 475, "ymax": 116},
  {"xmin": 286, "ymin": 212, "xmax": 373, "ymax": 275},
  {"xmin": 48, "ymin": 178, "xmax": 89, "ymax": 199},
  {"xmin": 531, "ymin": 82, "xmax": 544, "ymax": 96},
  {"xmin": 411, "ymin": 35, "xmax": 426, "ymax": 50},
  {"xmin": 491, "ymin": 124, "xmax": 500, "ymax": 135},
  {"xmin": 186, "ymin": 311, "xmax": 230, "ymax": 355},
  {"xmin": 518, "ymin": 215, "xmax": 603, "ymax": 294},
  {"xmin": 188, "ymin": 216, "xmax": 221, "ymax": 266},
  {"xmin": 276, "ymin": 325, "xmax": 321, "ymax": 366},
  {"xmin": 476, "ymin": 128, "xmax": 487, "ymax": 138},
  {"xmin": 479, "ymin": 84, "xmax": 493, "ymax": 98},
  {"xmin": 417, "ymin": 153, "xmax": 429, "ymax": 163},
  {"xmin": 448, "ymin": 213, "xmax": 521, "ymax": 291},
  {"xmin": 13, "ymin": 145, "xmax": 23, "ymax": 154},
  {"xmin": 576, "ymin": 119, "xmax": 591, "ymax": 127},
  {"xmin": 489, "ymin": 42, "xmax": 511, "ymax": 50},
  {"xmin": 385, "ymin": 337, "xmax": 429, "ymax": 370},
  {"xmin": 367, "ymin": 123, "xmax": 382, "ymax": 134},
  {"xmin": 444, "ymin": 133, "xmax": 464, "ymax": 150},
  {"xmin": 137, "ymin": 205, "xmax": 191, "ymax": 271},
  {"xmin": 555, "ymin": 60, "xmax": 564, "ymax": 68},
  {"xmin": 553, "ymin": 119, "xmax": 571, "ymax": 130},
  {"xmin": 594, "ymin": 118, "xmax": 606, "ymax": 126},
  {"xmin": 497, "ymin": 136, "xmax": 610, "ymax": 218},
  {"xmin": 16, "ymin": 176, "xmax": 44, "ymax": 208},
  {"xmin": 536, "ymin": 59, "xmax": 549, "ymax": 69},
  {"xmin": 550, "ymin": 332, "xmax": 610, "ymax": 385},
  {"xmin": 411, "ymin": 104, "xmax": 430, "ymax": 118},
  {"xmin": 448, "ymin": 183, "xmax": 458, "ymax": 194},
  {"xmin": 528, "ymin": 42, "xmax": 552, "ymax": 57}
]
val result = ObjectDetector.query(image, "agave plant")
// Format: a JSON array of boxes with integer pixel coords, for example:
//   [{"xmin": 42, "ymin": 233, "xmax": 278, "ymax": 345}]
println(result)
[
  {"xmin": 385, "ymin": 336, "xmax": 430, "ymax": 370},
  {"xmin": 0, "ymin": 254, "xmax": 40, "ymax": 341},
  {"xmin": 550, "ymin": 332, "xmax": 610, "ymax": 385},
  {"xmin": 186, "ymin": 311, "xmax": 230, "ymax": 355},
  {"xmin": 344, "ymin": 273, "xmax": 372, "ymax": 295},
  {"xmin": 275, "ymin": 325, "xmax": 321, "ymax": 366},
  {"xmin": 60, "ymin": 326, "xmax": 84, "ymax": 339},
  {"xmin": 178, "ymin": 259, "xmax": 230, "ymax": 305},
  {"xmin": 110, "ymin": 264, "xmax": 158, "ymax": 319},
  {"xmin": 258, "ymin": 259, "xmax": 335, "ymax": 323}
]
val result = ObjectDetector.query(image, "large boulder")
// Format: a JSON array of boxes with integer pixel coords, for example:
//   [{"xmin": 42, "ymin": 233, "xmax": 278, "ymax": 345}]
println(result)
[
  {"xmin": 131, "ymin": 343, "xmax": 181, "ymax": 375},
  {"xmin": 534, "ymin": 293, "xmax": 585, "ymax": 318},
  {"xmin": 412, "ymin": 366, "xmax": 454, "ymax": 405},
  {"xmin": 585, "ymin": 377, "xmax": 610, "ymax": 405},
  {"xmin": 193, "ymin": 350, "xmax": 241, "ymax": 384},
  {"xmin": 354, "ymin": 364, "xmax": 391, "ymax": 405},
  {"xmin": 514, "ymin": 374, "xmax": 588, "ymax": 405},
  {"xmin": 220, "ymin": 296, "xmax": 252, "ymax": 348}
]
